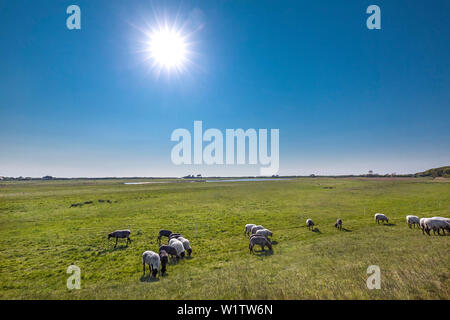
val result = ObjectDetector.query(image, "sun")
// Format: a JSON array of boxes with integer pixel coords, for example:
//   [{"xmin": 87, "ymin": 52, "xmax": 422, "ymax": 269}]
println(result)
[{"xmin": 147, "ymin": 26, "xmax": 188, "ymax": 73}]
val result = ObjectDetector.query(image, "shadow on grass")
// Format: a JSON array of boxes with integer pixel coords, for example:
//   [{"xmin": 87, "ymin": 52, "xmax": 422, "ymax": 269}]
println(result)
[
  {"xmin": 270, "ymin": 240, "xmax": 278, "ymax": 245},
  {"xmin": 312, "ymin": 228, "xmax": 321, "ymax": 234},
  {"xmin": 251, "ymin": 249, "xmax": 274, "ymax": 257},
  {"xmin": 341, "ymin": 228, "xmax": 352, "ymax": 232},
  {"xmin": 140, "ymin": 275, "xmax": 160, "ymax": 283},
  {"xmin": 97, "ymin": 245, "xmax": 129, "ymax": 255},
  {"xmin": 383, "ymin": 223, "xmax": 396, "ymax": 227}
]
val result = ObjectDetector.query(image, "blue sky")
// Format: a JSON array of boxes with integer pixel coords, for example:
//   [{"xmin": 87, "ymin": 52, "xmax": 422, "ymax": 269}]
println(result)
[{"xmin": 1, "ymin": 0, "xmax": 449, "ymax": 177}]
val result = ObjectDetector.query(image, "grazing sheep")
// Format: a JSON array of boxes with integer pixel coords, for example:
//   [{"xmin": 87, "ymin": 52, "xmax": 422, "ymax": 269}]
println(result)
[
  {"xmin": 169, "ymin": 238, "xmax": 185, "ymax": 258},
  {"xmin": 108, "ymin": 230, "xmax": 131, "ymax": 248},
  {"xmin": 306, "ymin": 219, "xmax": 314, "ymax": 230},
  {"xmin": 249, "ymin": 234, "xmax": 271, "ymax": 245},
  {"xmin": 251, "ymin": 225, "xmax": 265, "ymax": 235},
  {"xmin": 169, "ymin": 233, "xmax": 183, "ymax": 239},
  {"xmin": 431, "ymin": 217, "xmax": 450, "ymax": 234},
  {"xmin": 142, "ymin": 251, "xmax": 160, "ymax": 277},
  {"xmin": 177, "ymin": 237, "xmax": 192, "ymax": 256},
  {"xmin": 244, "ymin": 224, "xmax": 256, "ymax": 235},
  {"xmin": 334, "ymin": 218, "xmax": 343, "ymax": 230},
  {"xmin": 423, "ymin": 218, "xmax": 450, "ymax": 236},
  {"xmin": 406, "ymin": 215, "xmax": 420, "ymax": 228},
  {"xmin": 159, "ymin": 245, "xmax": 179, "ymax": 259},
  {"xmin": 255, "ymin": 228, "xmax": 273, "ymax": 239},
  {"xmin": 159, "ymin": 250, "xmax": 168, "ymax": 275},
  {"xmin": 374, "ymin": 213, "xmax": 389, "ymax": 224},
  {"xmin": 249, "ymin": 236, "xmax": 273, "ymax": 253},
  {"xmin": 158, "ymin": 229, "xmax": 172, "ymax": 243}
]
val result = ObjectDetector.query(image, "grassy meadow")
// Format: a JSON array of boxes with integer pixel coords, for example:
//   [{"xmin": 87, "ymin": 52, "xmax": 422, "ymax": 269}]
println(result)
[{"xmin": 0, "ymin": 177, "xmax": 449, "ymax": 299}]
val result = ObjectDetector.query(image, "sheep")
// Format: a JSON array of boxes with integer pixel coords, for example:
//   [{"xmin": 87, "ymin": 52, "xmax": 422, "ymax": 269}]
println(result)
[
  {"xmin": 406, "ymin": 215, "xmax": 420, "ymax": 228},
  {"xmin": 423, "ymin": 218, "xmax": 450, "ymax": 236},
  {"xmin": 249, "ymin": 236, "xmax": 273, "ymax": 253},
  {"xmin": 255, "ymin": 228, "xmax": 273, "ymax": 239},
  {"xmin": 142, "ymin": 250, "xmax": 160, "ymax": 277},
  {"xmin": 158, "ymin": 229, "xmax": 172, "ymax": 243},
  {"xmin": 159, "ymin": 250, "xmax": 168, "ymax": 275},
  {"xmin": 251, "ymin": 225, "xmax": 264, "ymax": 235},
  {"xmin": 431, "ymin": 217, "xmax": 450, "ymax": 234},
  {"xmin": 169, "ymin": 233, "xmax": 183, "ymax": 239},
  {"xmin": 374, "ymin": 213, "xmax": 389, "ymax": 224},
  {"xmin": 306, "ymin": 219, "xmax": 314, "ymax": 230},
  {"xmin": 177, "ymin": 237, "xmax": 192, "ymax": 256},
  {"xmin": 334, "ymin": 218, "xmax": 343, "ymax": 230},
  {"xmin": 108, "ymin": 230, "xmax": 131, "ymax": 248},
  {"xmin": 159, "ymin": 245, "xmax": 179, "ymax": 259},
  {"xmin": 244, "ymin": 224, "xmax": 256, "ymax": 235},
  {"xmin": 169, "ymin": 238, "xmax": 185, "ymax": 258},
  {"xmin": 249, "ymin": 234, "xmax": 271, "ymax": 245},
  {"xmin": 419, "ymin": 218, "xmax": 427, "ymax": 234}
]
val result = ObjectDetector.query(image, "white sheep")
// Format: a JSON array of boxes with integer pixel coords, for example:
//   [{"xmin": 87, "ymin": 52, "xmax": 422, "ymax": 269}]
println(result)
[
  {"xmin": 374, "ymin": 213, "xmax": 389, "ymax": 224},
  {"xmin": 406, "ymin": 215, "xmax": 420, "ymax": 228},
  {"xmin": 251, "ymin": 225, "xmax": 264, "ymax": 235},
  {"xmin": 244, "ymin": 224, "xmax": 256, "ymax": 235},
  {"xmin": 306, "ymin": 218, "xmax": 314, "ymax": 230},
  {"xmin": 423, "ymin": 218, "xmax": 450, "ymax": 236},
  {"xmin": 177, "ymin": 236, "xmax": 192, "ymax": 256},
  {"xmin": 249, "ymin": 236, "xmax": 273, "ymax": 253},
  {"xmin": 169, "ymin": 238, "xmax": 186, "ymax": 258},
  {"xmin": 431, "ymin": 217, "xmax": 450, "ymax": 234},
  {"xmin": 255, "ymin": 228, "xmax": 273, "ymax": 239},
  {"xmin": 142, "ymin": 250, "xmax": 160, "ymax": 277}
]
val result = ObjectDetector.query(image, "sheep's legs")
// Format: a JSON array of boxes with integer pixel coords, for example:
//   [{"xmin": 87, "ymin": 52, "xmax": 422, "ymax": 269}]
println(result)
[
  {"xmin": 114, "ymin": 237, "xmax": 118, "ymax": 248},
  {"xmin": 143, "ymin": 263, "xmax": 146, "ymax": 275}
]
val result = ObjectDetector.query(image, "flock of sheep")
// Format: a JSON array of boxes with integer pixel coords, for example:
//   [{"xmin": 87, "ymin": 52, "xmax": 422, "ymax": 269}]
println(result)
[
  {"xmin": 244, "ymin": 213, "xmax": 449, "ymax": 253},
  {"xmin": 244, "ymin": 224, "xmax": 273, "ymax": 253},
  {"xmin": 107, "ymin": 229, "xmax": 192, "ymax": 278},
  {"xmin": 107, "ymin": 212, "xmax": 449, "ymax": 278},
  {"xmin": 375, "ymin": 213, "xmax": 450, "ymax": 235},
  {"xmin": 406, "ymin": 215, "xmax": 450, "ymax": 235}
]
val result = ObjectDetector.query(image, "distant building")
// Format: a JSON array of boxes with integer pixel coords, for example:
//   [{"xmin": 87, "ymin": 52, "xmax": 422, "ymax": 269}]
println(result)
[{"xmin": 42, "ymin": 176, "xmax": 53, "ymax": 180}]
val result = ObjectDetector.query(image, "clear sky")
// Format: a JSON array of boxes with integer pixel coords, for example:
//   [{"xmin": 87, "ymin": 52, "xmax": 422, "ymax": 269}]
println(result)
[{"xmin": 1, "ymin": 0, "xmax": 449, "ymax": 177}]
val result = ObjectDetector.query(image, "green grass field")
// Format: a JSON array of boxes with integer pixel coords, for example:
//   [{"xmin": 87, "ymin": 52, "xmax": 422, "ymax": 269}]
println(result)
[{"xmin": 0, "ymin": 178, "xmax": 449, "ymax": 299}]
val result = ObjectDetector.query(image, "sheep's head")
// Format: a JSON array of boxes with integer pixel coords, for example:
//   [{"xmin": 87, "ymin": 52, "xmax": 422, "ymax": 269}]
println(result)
[
  {"xmin": 187, "ymin": 248, "xmax": 192, "ymax": 256},
  {"xmin": 107, "ymin": 233, "xmax": 113, "ymax": 239},
  {"xmin": 181, "ymin": 252, "xmax": 185, "ymax": 258},
  {"xmin": 152, "ymin": 269, "xmax": 158, "ymax": 277}
]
